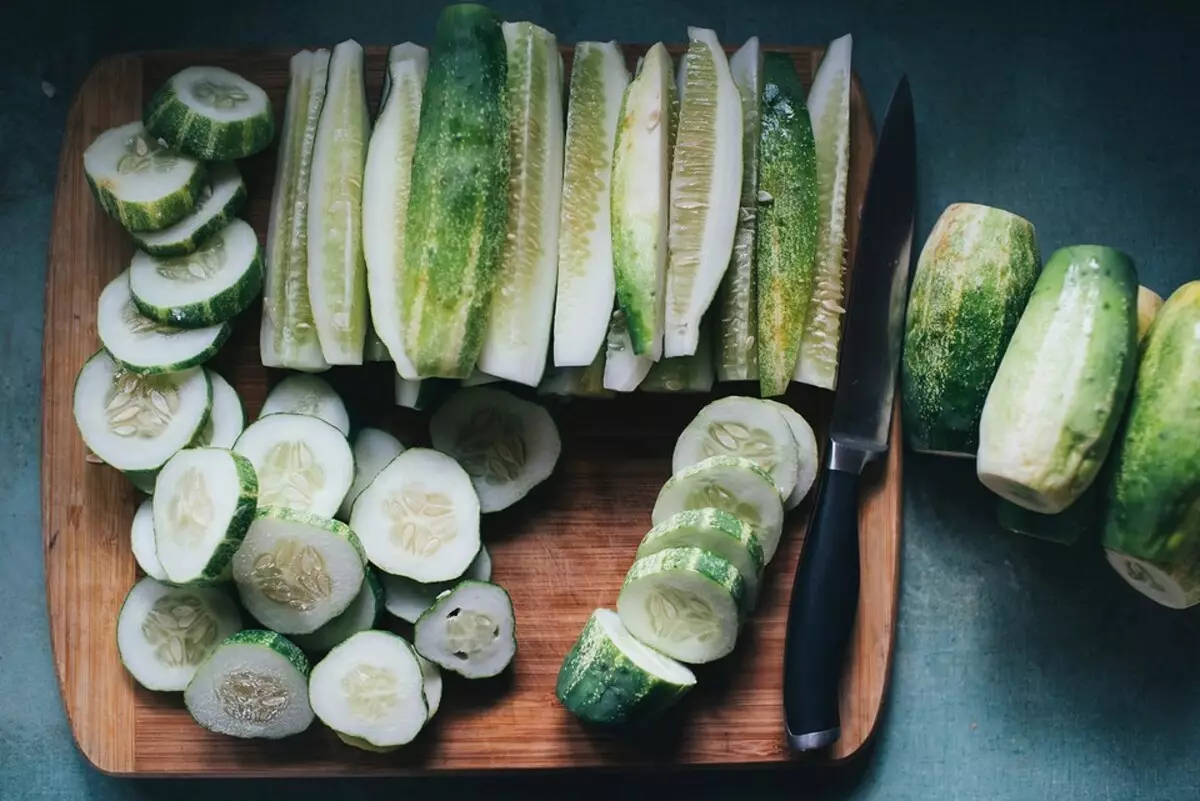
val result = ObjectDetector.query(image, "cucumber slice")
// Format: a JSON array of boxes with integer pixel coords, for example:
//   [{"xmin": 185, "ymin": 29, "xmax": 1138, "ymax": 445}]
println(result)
[
  {"xmin": 602, "ymin": 308, "xmax": 654, "ymax": 392},
  {"xmin": 98, "ymin": 270, "xmax": 231, "ymax": 374},
  {"xmin": 761, "ymin": 400, "xmax": 819, "ymax": 510},
  {"xmin": 129, "ymin": 218, "xmax": 264, "ymax": 329},
  {"xmin": 131, "ymin": 498, "xmax": 169, "ymax": 581},
  {"xmin": 260, "ymin": 374, "xmax": 351, "ymax": 437},
  {"xmin": 350, "ymin": 447, "xmax": 481, "ymax": 582},
  {"xmin": 418, "ymin": 654, "xmax": 443, "ymax": 719},
  {"xmin": 640, "ymin": 315, "xmax": 714, "ymax": 393},
  {"xmin": 476, "ymin": 22, "xmax": 564, "ymax": 387},
  {"xmin": 83, "ymin": 121, "xmax": 207, "ymax": 232},
  {"xmin": 414, "ymin": 580, "xmax": 516, "ymax": 679},
  {"xmin": 153, "ymin": 447, "xmax": 259, "ymax": 586},
  {"xmin": 429, "ymin": 387, "xmax": 562, "ymax": 513},
  {"xmin": 394, "ymin": 375, "xmax": 451, "ymax": 411},
  {"xmin": 233, "ymin": 413, "xmax": 354, "ymax": 517},
  {"xmin": 553, "ymin": 42, "xmax": 628, "ymax": 368},
  {"xmin": 198, "ymin": 369, "xmax": 245, "ymax": 449},
  {"xmin": 117, "ymin": 576, "xmax": 241, "ymax": 691},
  {"xmin": 556, "ymin": 608, "xmax": 696, "ymax": 726},
  {"xmin": 617, "ymin": 546, "xmax": 745, "ymax": 664},
  {"xmin": 339, "ymin": 427, "xmax": 405, "ymax": 520},
  {"xmin": 261, "ymin": 49, "xmax": 331, "ymax": 372},
  {"xmin": 232, "ymin": 507, "xmax": 367, "ymax": 634},
  {"xmin": 664, "ymin": 27, "xmax": 742, "ymax": 358},
  {"xmin": 144, "ymin": 66, "xmax": 275, "ymax": 161},
  {"xmin": 292, "ymin": 569, "xmax": 384, "ymax": 653},
  {"xmin": 308, "ymin": 39, "xmax": 371, "ymax": 365},
  {"xmin": 184, "ymin": 629, "xmax": 314, "ymax": 739},
  {"xmin": 129, "ymin": 161, "xmax": 248, "ymax": 257},
  {"xmin": 309, "ymin": 630, "xmax": 428, "ymax": 748},
  {"xmin": 381, "ymin": 545, "xmax": 492, "ymax": 624},
  {"xmin": 637, "ymin": 508, "xmax": 764, "ymax": 609}
]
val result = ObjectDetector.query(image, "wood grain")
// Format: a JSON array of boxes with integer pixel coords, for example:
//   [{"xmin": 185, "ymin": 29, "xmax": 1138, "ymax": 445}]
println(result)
[{"xmin": 42, "ymin": 43, "xmax": 897, "ymax": 777}]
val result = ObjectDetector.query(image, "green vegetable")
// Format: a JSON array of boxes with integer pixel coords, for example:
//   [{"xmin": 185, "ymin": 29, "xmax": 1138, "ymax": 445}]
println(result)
[
  {"xmin": 129, "ymin": 161, "xmax": 248, "ymax": 257},
  {"xmin": 144, "ymin": 66, "xmax": 275, "ymax": 161},
  {"xmin": 636, "ymin": 508, "xmax": 764, "ymax": 608}
]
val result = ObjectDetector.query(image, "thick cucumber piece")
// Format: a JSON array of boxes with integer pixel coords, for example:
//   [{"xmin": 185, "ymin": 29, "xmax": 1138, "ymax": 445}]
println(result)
[
  {"xmin": 755, "ymin": 53, "xmax": 818, "ymax": 397},
  {"xmin": 414, "ymin": 580, "xmax": 516, "ymax": 678},
  {"xmin": 260, "ymin": 374, "xmax": 350, "ymax": 436},
  {"xmin": 429, "ymin": 387, "xmax": 562, "ymax": 513},
  {"xmin": 144, "ymin": 66, "xmax": 274, "ymax": 161},
  {"xmin": 556, "ymin": 608, "xmax": 696, "ymax": 726},
  {"xmin": 117, "ymin": 576, "xmax": 241, "ymax": 691},
  {"xmin": 1102, "ymin": 281, "xmax": 1200, "ymax": 608},
  {"xmin": 1137, "ymin": 285, "xmax": 1164, "ymax": 343},
  {"xmin": 793, "ymin": 34, "xmax": 853, "ymax": 389},
  {"xmin": 198, "ymin": 369, "xmax": 245, "ymax": 449},
  {"xmin": 98, "ymin": 270, "xmax": 231, "ymax": 374},
  {"xmin": 184, "ymin": 629, "xmax": 314, "ymax": 739},
  {"xmin": 611, "ymin": 43, "xmax": 672, "ymax": 358},
  {"xmin": 762, "ymin": 400, "xmax": 819, "ymax": 510},
  {"xmin": 293, "ymin": 569, "xmax": 384, "ymax": 653},
  {"xmin": 641, "ymin": 315, "xmax": 714, "ymax": 393},
  {"xmin": 339, "ymin": 428, "xmax": 405, "ymax": 520},
  {"xmin": 233, "ymin": 413, "xmax": 354, "ymax": 517},
  {"xmin": 308, "ymin": 39, "xmax": 371, "ymax": 366},
  {"xmin": 602, "ymin": 307, "xmax": 655, "ymax": 392},
  {"xmin": 977, "ymin": 246, "xmax": 1138, "ymax": 514},
  {"xmin": 637, "ymin": 509, "xmax": 764, "ymax": 609},
  {"xmin": 901, "ymin": 203, "xmax": 1041, "ymax": 457},
  {"xmin": 477, "ymin": 21, "xmax": 564, "ymax": 387},
  {"xmin": 402, "ymin": 4, "xmax": 510, "ymax": 379},
  {"xmin": 381, "ymin": 545, "xmax": 491, "ymax": 624},
  {"xmin": 617, "ymin": 546, "xmax": 745, "ymax": 664},
  {"xmin": 131, "ymin": 498, "xmax": 169, "ymax": 581},
  {"xmin": 83, "ymin": 121, "xmax": 207, "ymax": 232},
  {"xmin": 261, "ymin": 49, "xmax": 330, "ymax": 372},
  {"xmin": 350, "ymin": 447, "xmax": 481, "ymax": 582},
  {"xmin": 129, "ymin": 161, "xmax": 247, "ymax": 257},
  {"xmin": 129, "ymin": 218, "xmax": 263, "ymax": 329},
  {"xmin": 553, "ymin": 42, "xmax": 628, "ymax": 368}
]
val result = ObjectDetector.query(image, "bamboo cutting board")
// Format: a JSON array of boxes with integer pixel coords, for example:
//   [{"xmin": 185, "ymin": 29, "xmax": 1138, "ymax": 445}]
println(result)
[{"xmin": 42, "ymin": 42, "xmax": 899, "ymax": 777}]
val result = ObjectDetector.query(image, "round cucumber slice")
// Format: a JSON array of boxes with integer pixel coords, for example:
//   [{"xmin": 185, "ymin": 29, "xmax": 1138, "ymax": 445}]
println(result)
[
  {"xmin": 380, "ymin": 545, "xmax": 492, "ymax": 624},
  {"xmin": 672, "ymin": 396, "xmax": 799, "ymax": 500},
  {"xmin": 636, "ymin": 508, "xmax": 764, "ymax": 609},
  {"xmin": 131, "ymin": 498, "xmax": 169, "ymax": 581},
  {"xmin": 260, "ymin": 374, "xmax": 351, "ymax": 437},
  {"xmin": 129, "ymin": 161, "xmax": 248, "ymax": 257},
  {"xmin": 339, "ymin": 427, "xmax": 405, "ymax": 520},
  {"xmin": 761, "ymin": 400, "xmax": 819, "ymax": 510},
  {"xmin": 198, "ymin": 369, "xmax": 245, "ymax": 449},
  {"xmin": 145, "ymin": 66, "xmax": 275, "ymax": 161},
  {"xmin": 291, "ymin": 569, "xmax": 384, "ymax": 654},
  {"xmin": 414, "ymin": 580, "xmax": 516, "ymax": 679},
  {"xmin": 233, "ymin": 412, "xmax": 354, "ymax": 517}
]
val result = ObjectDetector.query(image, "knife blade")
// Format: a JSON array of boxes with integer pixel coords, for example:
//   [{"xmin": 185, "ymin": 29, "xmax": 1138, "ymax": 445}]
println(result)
[{"xmin": 782, "ymin": 74, "xmax": 916, "ymax": 752}]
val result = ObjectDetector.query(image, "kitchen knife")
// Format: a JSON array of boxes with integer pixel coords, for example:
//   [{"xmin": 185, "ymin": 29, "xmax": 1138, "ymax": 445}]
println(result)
[{"xmin": 782, "ymin": 75, "xmax": 916, "ymax": 752}]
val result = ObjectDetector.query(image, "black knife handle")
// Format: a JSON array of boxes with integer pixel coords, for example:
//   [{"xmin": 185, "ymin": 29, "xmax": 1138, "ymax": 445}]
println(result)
[{"xmin": 783, "ymin": 464, "xmax": 862, "ymax": 752}]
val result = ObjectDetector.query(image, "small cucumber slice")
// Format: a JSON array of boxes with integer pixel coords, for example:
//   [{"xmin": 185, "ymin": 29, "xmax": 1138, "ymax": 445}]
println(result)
[
  {"xmin": 233, "ymin": 413, "xmax": 354, "ymax": 517},
  {"xmin": 198, "ymin": 369, "xmax": 245, "ymax": 449},
  {"xmin": 131, "ymin": 498, "xmax": 169, "ymax": 581},
  {"xmin": 232, "ymin": 507, "xmax": 367, "ymax": 634},
  {"xmin": 144, "ymin": 66, "xmax": 275, "ymax": 161},
  {"xmin": 602, "ymin": 307, "xmax": 654, "ymax": 392},
  {"xmin": 640, "ymin": 315, "xmax": 715, "ymax": 393},
  {"xmin": 414, "ymin": 580, "xmax": 516, "ymax": 679},
  {"xmin": 129, "ymin": 162, "xmax": 248, "ymax": 257},
  {"xmin": 429, "ymin": 387, "xmax": 562, "ymax": 513},
  {"xmin": 184, "ymin": 629, "xmax": 314, "ymax": 739},
  {"xmin": 117, "ymin": 576, "xmax": 241, "ymax": 691},
  {"xmin": 381, "ymin": 545, "xmax": 492, "ymax": 624},
  {"xmin": 339, "ymin": 427, "xmax": 405, "ymax": 520},
  {"xmin": 636, "ymin": 508, "xmax": 764, "ymax": 609},
  {"xmin": 418, "ymin": 654, "xmax": 443, "ymax": 719},
  {"xmin": 260, "ymin": 374, "xmax": 351, "ymax": 436},
  {"xmin": 761, "ymin": 400, "xmax": 818, "ymax": 510},
  {"xmin": 292, "ymin": 569, "xmax": 384, "ymax": 653}
]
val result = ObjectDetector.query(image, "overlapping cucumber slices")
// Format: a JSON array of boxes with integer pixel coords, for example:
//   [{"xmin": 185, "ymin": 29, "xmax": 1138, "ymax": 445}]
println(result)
[{"xmin": 144, "ymin": 65, "xmax": 275, "ymax": 161}]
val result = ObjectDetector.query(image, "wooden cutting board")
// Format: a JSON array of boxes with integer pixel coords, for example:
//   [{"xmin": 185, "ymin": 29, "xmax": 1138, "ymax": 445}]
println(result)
[{"xmin": 42, "ymin": 41, "xmax": 899, "ymax": 777}]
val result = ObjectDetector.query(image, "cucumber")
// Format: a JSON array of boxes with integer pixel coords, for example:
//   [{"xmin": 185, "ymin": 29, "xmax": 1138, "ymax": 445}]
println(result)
[
  {"xmin": 1137, "ymin": 285, "xmax": 1164, "ymax": 343},
  {"xmin": 292, "ymin": 569, "xmax": 384, "ymax": 653},
  {"xmin": 413, "ymin": 580, "xmax": 516, "ymax": 679},
  {"xmin": 418, "ymin": 655, "xmax": 443, "ymax": 719},
  {"xmin": 476, "ymin": 21, "xmax": 564, "ymax": 387},
  {"xmin": 381, "ymin": 545, "xmax": 492, "ymax": 624},
  {"xmin": 793, "ymin": 33, "xmax": 854, "ymax": 390},
  {"xmin": 232, "ymin": 506, "xmax": 367, "ymax": 634},
  {"xmin": 394, "ymin": 376, "xmax": 451, "ymax": 411},
  {"xmin": 755, "ymin": 53, "xmax": 818, "ymax": 397},
  {"xmin": 339, "ymin": 428, "xmax": 405, "ymax": 520},
  {"xmin": 1102, "ymin": 281, "xmax": 1200, "ymax": 608},
  {"xmin": 184, "ymin": 629, "xmax": 314, "ymax": 739},
  {"xmin": 402, "ymin": 4, "xmax": 510, "ymax": 379},
  {"xmin": 259, "ymin": 374, "xmax": 350, "ymax": 437},
  {"xmin": 128, "ymin": 161, "xmax": 247, "ymax": 257},
  {"xmin": 233, "ymin": 413, "xmax": 354, "ymax": 517},
  {"xmin": 977, "ymin": 245, "xmax": 1138, "ymax": 514},
  {"xmin": 611, "ymin": 42, "xmax": 672, "ymax": 358},
  {"xmin": 637, "ymin": 509, "xmax": 764, "ymax": 609},
  {"xmin": 602, "ymin": 307, "xmax": 655, "ymax": 392},
  {"xmin": 131, "ymin": 498, "xmax": 169, "ymax": 581},
  {"xmin": 261, "ymin": 49, "xmax": 330, "ymax": 372},
  {"xmin": 116, "ymin": 576, "xmax": 241, "ymax": 691},
  {"xmin": 198, "ymin": 368, "xmax": 245, "ymax": 449},
  {"xmin": 144, "ymin": 66, "xmax": 274, "ymax": 161},
  {"xmin": 129, "ymin": 218, "xmax": 264, "ymax": 329},
  {"xmin": 901, "ymin": 203, "xmax": 1041, "ymax": 457},
  {"xmin": 617, "ymin": 546, "xmax": 745, "ymax": 664},
  {"xmin": 553, "ymin": 42, "xmax": 628, "ymax": 368},
  {"xmin": 363, "ymin": 44, "xmax": 429, "ymax": 379},
  {"xmin": 640, "ymin": 315, "xmax": 714, "ymax": 393},
  {"xmin": 98, "ymin": 270, "xmax": 231, "ymax": 374},
  {"xmin": 761, "ymin": 400, "xmax": 819, "ymax": 510},
  {"xmin": 350, "ymin": 447, "xmax": 481, "ymax": 582},
  {"xmin": 556, "ymin": 608, "xmax": 696, "ymax": 726},
  {"xmin": 83, "ymin": 121, "xmax": 207, "ymax": 232},
  {"xmin": 429, "ymin": 386, "xmax": 561, "ymax": 513},
  {"xmin": 308, "ymin": 39, "xmax": 371, "ymax": 365}
]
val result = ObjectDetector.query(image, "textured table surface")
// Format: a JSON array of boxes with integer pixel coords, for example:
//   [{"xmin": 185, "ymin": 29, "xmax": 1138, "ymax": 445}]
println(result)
[{"xmin": 3, "ymin": 1, "xmax": 1198, "ymax": 799}]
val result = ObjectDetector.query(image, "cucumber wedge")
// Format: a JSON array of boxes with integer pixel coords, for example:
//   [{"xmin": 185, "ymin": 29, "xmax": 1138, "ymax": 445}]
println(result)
[
  {"xmin": 761, "ymin": 400, "xmax": 819, "ymax": 510},
  {"xmin": 292, "ymin": 569, "xmax": 384, "ymax": 653},
  {"xmin": 260, "ymin": 374, "xmax": 350, "ymax": 436},
  {"xmin": 381, "ymin": 545, "xmax": 492, "ymax": 624},
  {"xmin": 131, "ymin": 498, "xmax": 169, "ymax": 581},
  {"xmin": 198, "ymin": 369, "xmax": 245, "ymax": 449},
  {"xmin": 129, "ymin": 161, "xmax": 247, "ymax": 257},
  {"xmin": 602, "ymin": 307, "xmax": 654, "ymax": 392},
  {"xmin": 144, "ymin": 66, "xmax": 274, "ymax": 161},
  {"xmin": 637, "ymin": 509, "xmax": 764, "ymax": 609},
  {"xmin": 339, "ymin": 427, "xmax": 405, "ymax": 520},
  {"xmin": 414, "ymin": 580, "xmax": 516, "ymax": 679},
  {"xmin": 233, "ymin": 413, "xmax": 354, "ymax": 517}
]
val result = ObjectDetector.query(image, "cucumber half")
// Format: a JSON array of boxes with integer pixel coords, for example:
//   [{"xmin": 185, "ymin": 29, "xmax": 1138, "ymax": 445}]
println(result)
[
  {"xmin": 637, "ymin": 508, "xmax": 764, "ymax": 609},
  {"xmin": 144, "ymin": 66, "xmax": 275, "ymax": 161},
  {"xmin": 292, "ymin": 569, "xmax": 384, "ymax": 653},
  {"xmin": 414, "ymin": 580, "xmax": 517, "ymax": 679},
  {"xmin": 339, "ymin": 427, "xmax": 405, "ymax": 520},
  {"xmin": 131, "ymin": 498, "xmax": 169, "ymax": 581},
  {"xmin": 198, "ymin": 369, "xmax": 245, "ymax": 449},
  {"xmin": 259, "ymin": 374, "xmax": 351, "ymax": 437},
  {"xmin": 381, "ymin": 545, "xmax": 492, "ymax": 624},
  {"xmin": 129, "ymin": 161, "xmax": 248, "ymax": 257},
  {"xmin": 233, "ymin": 413, "xmax": 354, "ymax": 517},
  {"xmin": 762, "ymin": 400, "xmax": 819, "ymax": 510}
]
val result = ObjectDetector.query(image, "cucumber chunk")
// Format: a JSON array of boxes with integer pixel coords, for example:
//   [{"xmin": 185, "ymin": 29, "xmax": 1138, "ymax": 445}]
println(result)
[
  {"xmin": 414, "ymin": 580, "xmax": 516, "ymax": 679},
  {"xmin": 129, "ymin": 161, "xmax": 248, "ymax": 257},
  {"xmin": 198, "ymin": 369, "xmax": 245, "ymax": 449},
  {"xmin": 762, "ymin": 400, "xmax": 819, "ymax": 510},
  {"xmin": 145, "ymin": 66, "xmax": 275, "ymax": 161},
  {"xmin": 339, "ymin": 427, "xmax": 405, "ymax": 520},
  {"xmin": 381, "ymin": 545, "xmax": 492, "ymax": 624},
  {"xmin": 260, "ymin": 374, "xmax": 351, "ymax": 436},
  {"xmin": 637, "ymin": 509, "xmax": 764, "ymax": 609},
  {"xmin": 292, "ymin": 569, "xmax": 384, "ymax": 653},
  {"xmin": 117, "ymin": 576, "xmax": 241, "ymax": 691},
  {"xmin": 131, "ymin": 498, "xmax": 169, "ymax": 581},
  {"xmin": 233, "ymin": 413, "xmax": 354, "ymax": 517}
]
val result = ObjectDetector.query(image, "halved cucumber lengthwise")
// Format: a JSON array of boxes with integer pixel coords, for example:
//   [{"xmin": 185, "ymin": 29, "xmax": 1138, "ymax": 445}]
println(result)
[
  {"xmin": 144, "ymin": 66, "xmax": 275, "ymax": 161},
  {"xmin": 199, "ymin": 369, "xmax": 245, "ymax": 449},
  {"xmin": 260, "ymin": 374, "xmax": 351, "ymax": 436},
  {"xmin": 339, "ymin": 427, "xmax": 405, "ymax": 520},
  {"xmin": 292, "ymin": 569, "xmax": 384, "ymax": 653},
  {"xmin": 637, "ymin": 508, "xmax": 764, "ymax": 609},
  {"xmin": 233, "ymin": 412, "xmax": 354, "ymax": 518},
  {"xmin": 414, "ymin": 580, "xmax": 516, "ymax": 679},
  {"xmin": 381, "ymin": 545, "xmax": 492, "ymax": 624},
  {"xmin": 129, "ymin": 161, "xmax": 248, "ymax": 257}
]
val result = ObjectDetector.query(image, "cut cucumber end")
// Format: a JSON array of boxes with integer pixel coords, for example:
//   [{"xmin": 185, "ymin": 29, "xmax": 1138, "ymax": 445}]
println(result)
[
  {"xmin": 414, "ymin": 580, "xmax": 517, "ymax": 679},
  {"xmin": 1105, "ymin": 550, "xmax": 1200, "ymax": 610}
]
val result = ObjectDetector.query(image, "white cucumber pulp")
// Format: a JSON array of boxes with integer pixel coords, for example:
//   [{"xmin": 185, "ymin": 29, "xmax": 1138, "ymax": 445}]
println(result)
[
  {"xmin": 292, "ymin": 569, "xmax": 384, "ymax": 653},
  {"xmin": 414, "ymin": 580, "xmax": 516, "ymax": 679},
  {"xmin": 233, "ymin": 413, "xmax": 354, "ymax": 517},
  {"xmin": 131, "ymin": 498, "xmax": 169, "ymax": 581},
  {"xmin": 260, "ymin": 373, "xmax": 351, "ymax": 436},
  {"xmin": 418, "ymin": 654, "xmax": 443, "ymax": 719},
  {"xmin": 339, "ymin": 427, "xmax": 405, "ymax": 520},
  {"xmin": 602, "ymin": 308, "xmax": 654, "ymax": 392},
  {"xmin": 129, "ymin": 161, "xmax": 248, "ymax": 257},
  {"xmin": 144, "ymin": 66, "xmax": 275, "ymax": 161},
  {"xmin": 637, "ymin": 508, "xmax": 764, "ymax": 608},
  {"xmin": 429, "ymin": 386, "xmax": 562, "ymax": 513},
  {"xmin": 381, "ymin": 545, "xmax": 492, "ymax": 624},
  {"xmin": 553, "ymin": 41, "xmax": 628, "ymax": 368},
  {"xmin": 762, "ymin": 400, "xmax": 819, "ymax": 510},
  {"xmin": 199, "ymin": 369, "xmax": 245, "ymax": 449}
]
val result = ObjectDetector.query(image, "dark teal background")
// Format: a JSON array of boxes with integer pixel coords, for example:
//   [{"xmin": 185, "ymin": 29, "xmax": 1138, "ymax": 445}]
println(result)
[{"xmin": 3, "ymin": 1, "xmax": 1199, "ymax": 798}]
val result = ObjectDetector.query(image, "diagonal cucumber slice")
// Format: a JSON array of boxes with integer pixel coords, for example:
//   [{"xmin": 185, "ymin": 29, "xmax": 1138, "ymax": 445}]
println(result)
[
  {"xmin": 144, "ymin": 66, "xmax": 275, "ymax": 161},
  {"xmin": 637, "ymin": 508, "xmax": 764, "ymax": 609},
  {"xmin": 129, "ymin": 161, "xmax": 247, "ymax": 257}
]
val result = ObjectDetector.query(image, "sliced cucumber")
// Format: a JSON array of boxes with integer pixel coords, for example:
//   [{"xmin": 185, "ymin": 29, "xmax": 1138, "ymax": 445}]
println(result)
[
  {"xmin": 83, "ymin": 121, "xmax": 207, "ymax": 232},
  {"xmin": 394, "ymin": 375, "xmax": 451, "ymax": 411},
  {"xmin": 640, "ymin": 315, "xmax": 714, "ymax": 393},
  {"xmin": 144, "ymin": 65, "xmax": 275, "ymax": 161},
  {"xmin": 198, "ymin": 369, "xmax": 245, "ymax": 449},
  {"xmin": 418, "ymin": 654, "xmax": 443, "ymax": 719},
  {"xmin": 129, "ymin": 161, "xmax": 248, "ymax": 257},
  {"xmin": 233, "ymin": 413, "xmax": 354, "ymax": 517},
  {"xmin": 292, "ymin": 569, "xmax": 384, "ymax": 653},
  {"xmin": 429, "ymin": 387, "xmax": 562, "ymax": 513},
  {"xmin": 131, "ymin": 498, "xmax": 169, "ymax": 581},
  {"xmin": 117, "ymin": 576, "xmax": 241, "ymax": 691},
  {"xmin": 762, "ymin": 400, "xmax": 818, "ymax": 510},
  {"xmin": 381, "ymin": 545, "xmax": 492, "ymax": 624},
  {"xmin": 350, "ymin": 447, "xmax": 481, "ymax": 582},
  {"xmin": 637, "ymin": 508, "xmax": 764, "ymax": 609},
  {"xmin": 339, "ymin": 427, "xmax": 405, "ymax": 520},
  {"xmin": 414, "ymin": 580, "xmax": 516, "ymax": 679},
  {"xmin": 259, "ymin": 374, "xmax": 351, "ymax": 437},
  {"xmin": 184, "ymin": 629, "xmax": 314, "ymax": 739},
  {"xmin": 602, "ymin": 307, "xmax": 654, "ymax": 392}
]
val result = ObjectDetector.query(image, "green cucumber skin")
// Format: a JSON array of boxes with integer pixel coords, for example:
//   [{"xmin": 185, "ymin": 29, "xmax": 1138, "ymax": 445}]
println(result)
[
  {"xmin": 87, "ymin": 165, "xmax": 208, "ymax": 234},
  {"xmin": 402, "ymin": 5, "xmax": 510, "ymax": 379},
  {"xmin": 220, "ymin": 629, "xmax": 311, "ymax": 677},
  {"xmin": 144, "ymin": 84, "xmax": 275, "ymax": 162},
  {"xmin": 133, "ymin": 247, "xmax": 264, "ymax": 329},
  {"xmin": 638, "ymin": 508, "xmax": 765, "ymax": 574},
  {"xmin": 184, "ymin": 449, "xmax": 260, "ymax": 586},
  {"xmin": 254, "ymin": 505, "xmax": 368, "ymax": 567},
  {"xmin": 129, "ymin": 178, "xmax": 249, "ymax": 258},
  {"xmin": 901, "ymin": 203, "xmax": 1041, "ymax": 457},
  {"xmin": 622, "ymin": 546, "xmax": 747, "ymax": 616},
  {"xmin": 755, "ymin": 53, "xmax": 818, "ymax": 398},
  {"xmin": 106, "ymin": 323, "xmax": 233, "ymax": 376}
]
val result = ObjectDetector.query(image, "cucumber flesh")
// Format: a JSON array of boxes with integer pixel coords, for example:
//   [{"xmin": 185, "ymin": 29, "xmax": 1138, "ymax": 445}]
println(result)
[
  {"xmin": 199, "ymin": 369, "xmax": 245, "ymax": 449},
  {"xmin": 233, "ymin": 413, "xmax": 354, "ymax": 518},
  {"xmin": 414, "ymin": 580, "xmax": 516, "ymax": 679},
  {"xmin": 129, "ymin": 161, "xmax": 248, "ymax": 257},
  {"xmin": 638, "ymin": 508, "xmax": 763, "ymax": 609},
  {"xmin": 761, "ymin": 400, "xmax": 819, "ymax": 510},
  {"xmin": 131, "ymin": 498, "xmax": 169, "ymax": 581},
  {"xmin": 144, "ymin": 66, "xmax": 275, "ymax": 161},
  {"xmin": 260, "ymin": 374, "xmax": 350, "ymax": 437},
  {"xmin": 292, "ymin": 569, "xmax": 384, "ymax": 653},
  {"xmin": 602, "ymin": 308, "xmax": 654, "ymax": 392},
  {"xmin": 339, "ymin": 427, "xmax": 405, "ymax": 520},
  {"xmin": 418, "ymin": 654, "xmax": 443, "ymax": 719},
  {"xmin": 381, "ymin": 545, "xmax": 492, "ymax": 624}
]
